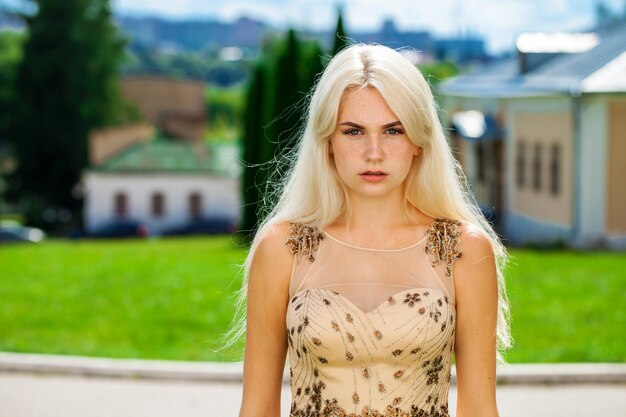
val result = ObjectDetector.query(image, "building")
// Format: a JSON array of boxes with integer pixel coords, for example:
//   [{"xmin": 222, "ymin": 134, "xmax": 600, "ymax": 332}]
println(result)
[
  {"xmin": 118, "ymin": 76, "xmax": 207, "ymax": 141},
  {"xmin": 439, "ymin": 25, "xmax": 626, "ymax": 249},
  {"xmin": 82, "ymin": 126, "xmax": 240, "ymax": 235},
  {"xmin": 82, "ymin": 74, "xmax": 240, "ymax": 235}
]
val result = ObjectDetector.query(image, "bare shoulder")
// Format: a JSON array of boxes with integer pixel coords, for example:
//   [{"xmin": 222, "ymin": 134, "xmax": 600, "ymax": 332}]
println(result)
[
  {"xmin": 457, "ymin": 220, "xmax": 495, "ymax": 263},
  {"xmin": 252, "ymin": 221, "xmax": 294, "ymax": 270},
  {"xmin": 454, "ymin": 221, "xmax": 498, "ymax": 296},
  {"xmin": 247, "ymin": 221, "xmax": 295, "ymax": 304}
]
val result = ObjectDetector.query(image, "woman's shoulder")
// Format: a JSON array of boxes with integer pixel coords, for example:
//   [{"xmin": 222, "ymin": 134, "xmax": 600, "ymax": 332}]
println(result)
[
  {"xmin": 453, "ymin": 219, "xmax": 497, "ymax": 274},
  {"xmin": 247, "ymin": 222, "xmax": 295, "ymax": 309},
  {"xmin": 456, "ymin": 220, "xmax": 494, "ymax": 253},
  {"xmin": 284, "ymin": 222, "xmax": 325, "ymax": 263},
  {"xmin": 254, "ymin": 221, "xmax": 293, "ymax": 256},
  {"xmin": 424, "ymin": 217, "xmax": 494, "ymax": 278},
  {"xmin": 249, "ymin": 222, "xmax": 295, "ymax": 284},
  {"xmin": 254, "ymin": 221, "xmax": 324, "ymax": 262}
]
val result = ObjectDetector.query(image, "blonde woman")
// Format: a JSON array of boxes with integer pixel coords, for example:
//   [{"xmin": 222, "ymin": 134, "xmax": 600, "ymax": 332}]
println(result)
[{"xmin": 225, "ymin": 43, "xmax": 512, "ymax": 417}]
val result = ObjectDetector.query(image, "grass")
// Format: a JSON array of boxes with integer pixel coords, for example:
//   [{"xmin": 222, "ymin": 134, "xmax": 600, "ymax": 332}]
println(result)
[
  {"xmin": 0, "ymin": 237, "xmax": 624, "ymax": 363},
  {"xmin": 0, "ymin": 236, "xmax": 247, "ymax": 362},
  {"xmin": 503, "ymin": 248, "xmax": 625, "ymax": 363}
]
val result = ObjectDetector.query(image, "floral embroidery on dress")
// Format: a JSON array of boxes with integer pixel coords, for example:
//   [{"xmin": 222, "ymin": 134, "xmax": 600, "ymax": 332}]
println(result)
[
  {"xmin": 425, "ymin": 354, "xmax": 444, "ymax": 385},
  {"xmin": 286, "ymin": 222, "xmax": 458, "ymax": 417},
  {"xmin": 424, "ymin": 217, "xmax": 463, "ymax": 278},
  {"xmin": 287, "ymin": 287, "xmax": 456, "ymax": 417},
  {"xmin": 289, "ymin": 362, "xmax": 453, "ymax": 417},
  {"xmin": 286, "ymin": 222, "xmax": 325, "ymax": 263}
]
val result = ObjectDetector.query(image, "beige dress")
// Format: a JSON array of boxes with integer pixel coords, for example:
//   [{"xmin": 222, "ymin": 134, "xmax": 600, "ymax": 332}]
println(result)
[{"xmin": 285, "ymin": 218, "xmax": 463, "ymax": 417}]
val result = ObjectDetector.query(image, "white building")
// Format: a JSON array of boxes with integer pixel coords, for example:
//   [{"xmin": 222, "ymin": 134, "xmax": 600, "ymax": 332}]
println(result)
[{"xmin": 82, "ymin": 130, "xmax": 241, "ymax": 235}]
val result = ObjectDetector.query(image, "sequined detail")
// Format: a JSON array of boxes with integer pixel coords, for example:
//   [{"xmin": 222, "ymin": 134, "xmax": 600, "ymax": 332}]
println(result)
[
  {"xmin": 285, "ymin": 222, "xmax": 325, "ymax": 263},
  {"xmin": 286, "ymin": 219, "xmax": 459, "ymax": 417},
  {"xmin": 287, "ymin": 287, "xmax": 455, "ymax": 417},
  {"xmin": 352, "ymin": 392, "xmax": 360, "ymax": 404},
  {"xmin": 424, "ymin": 217, "xmax": 463, "ymax": 278}
]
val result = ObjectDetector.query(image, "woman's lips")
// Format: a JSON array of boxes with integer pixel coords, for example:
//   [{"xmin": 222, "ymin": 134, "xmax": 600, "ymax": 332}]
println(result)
[{"xmin": 359, "ymin": 171, "xmax": 388, "ymax": 182}]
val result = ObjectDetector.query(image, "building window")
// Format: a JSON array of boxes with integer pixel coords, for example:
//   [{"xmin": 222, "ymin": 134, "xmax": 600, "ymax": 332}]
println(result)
[
  {"xmin": 476, "ymin": 142, "xmax": 485, "ymax": 182},
  {"xmin": 151, "ymin": 192, "xmax": 165, "ymax": 217},
  {"xmin": 189, "ymin": 192, "xmax": 202, "ymax": 218},
  {"xmin": 114, "ymin": 192, "xmax": 128, "ymax": 217},
  {"xmin": 532, "ymin": 142, "xmax": 542, "ymax": 192},
  {"xmin": 516, "ymin": 140, "xmax": 525, "ymax": 188},
  {"xmin": 550, "ymin": 143, "xmax": 561, "ymax": 196}
]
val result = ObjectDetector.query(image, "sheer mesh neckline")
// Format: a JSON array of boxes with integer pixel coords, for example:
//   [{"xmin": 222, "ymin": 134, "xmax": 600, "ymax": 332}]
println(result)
[{"xmin": 322, "ymin": 228, "xmax": 429, "ymax": 252}]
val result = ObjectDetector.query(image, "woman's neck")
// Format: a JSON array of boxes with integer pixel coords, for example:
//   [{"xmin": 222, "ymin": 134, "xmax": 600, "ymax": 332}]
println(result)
[{"xmin": 333, "ymin": 192, "xmax": 426, "ymax": 234}]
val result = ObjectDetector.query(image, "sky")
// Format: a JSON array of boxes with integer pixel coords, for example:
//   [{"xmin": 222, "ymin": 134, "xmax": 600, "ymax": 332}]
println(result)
[
  {"xmin": 3, "ymin": 0, "xmax": 625, "ymax": 53},
  {"xmin": 108, "ymin": 0, "xmax": 625, "ymax": 53}
]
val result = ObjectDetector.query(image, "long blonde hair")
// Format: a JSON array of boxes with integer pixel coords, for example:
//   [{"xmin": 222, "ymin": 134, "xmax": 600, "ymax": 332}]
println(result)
[{"xmin": 217, "ymin": 43, "xmax": 513, "ymax": 364}]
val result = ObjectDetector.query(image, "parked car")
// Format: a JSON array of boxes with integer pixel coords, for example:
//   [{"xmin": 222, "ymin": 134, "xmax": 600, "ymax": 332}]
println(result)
[
  {"xmin": 0, "ymin": 220, "xmax": 46, "ymax": 244},
  {"xmin": 161, "ymin": 216, "xmax": 237, "ymax": 236},
  {"xmin": 67, "ymin": 220, "xmax": 150, "ymax": 239}
]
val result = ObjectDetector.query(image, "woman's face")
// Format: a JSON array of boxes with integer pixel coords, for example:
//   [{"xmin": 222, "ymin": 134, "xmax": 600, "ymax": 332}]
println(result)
[{"xmin": 329, "ymin": 86, "xmax": 420, "ymax": 200}]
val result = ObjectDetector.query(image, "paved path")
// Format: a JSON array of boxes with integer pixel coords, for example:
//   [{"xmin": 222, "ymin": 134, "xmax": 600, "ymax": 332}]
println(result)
[
  {"xmin": 1, "ymin": 352, "xmax": 625, "ymax": 417},
  {"xmin": 1, "ymin": 372, "xmax": 625, "ymax": 417}
]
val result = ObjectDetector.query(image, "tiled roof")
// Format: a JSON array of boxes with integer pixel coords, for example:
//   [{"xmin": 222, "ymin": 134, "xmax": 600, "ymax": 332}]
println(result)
[
  {"xmin": 440, "ymin": 24, "xmax": 626, "ymax": 97},
  {"xmin": 86, "ymin": 137, "xmax": 240, "ymax": 177}
]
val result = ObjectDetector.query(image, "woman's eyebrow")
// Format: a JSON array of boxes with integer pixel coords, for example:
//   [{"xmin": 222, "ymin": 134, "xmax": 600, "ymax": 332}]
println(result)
[{"xmin": 339, "ymin": 121, "xmax": 402, "ymax": 129}]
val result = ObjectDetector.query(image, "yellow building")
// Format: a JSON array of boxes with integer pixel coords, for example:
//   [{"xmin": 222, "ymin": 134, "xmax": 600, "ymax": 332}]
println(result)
[{"xmin": 440, "ymin": 26, "xmax": 626, "ymax": 249}]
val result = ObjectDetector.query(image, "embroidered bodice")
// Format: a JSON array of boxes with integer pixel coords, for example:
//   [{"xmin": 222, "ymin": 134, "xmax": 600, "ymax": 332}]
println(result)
[{"xmin": 285, "ymin": 218, "xmax": 463, "ymax": 417}]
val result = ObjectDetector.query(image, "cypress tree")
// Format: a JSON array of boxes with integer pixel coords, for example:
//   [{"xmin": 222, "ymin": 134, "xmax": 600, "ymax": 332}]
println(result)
[
  {"xmin": 7, "ymin": 0, "xmax": 128, "ymax": 228},
  {"xmin": 241, "ymin": 61, "xmax": 267, "ymax": 238},
  {"xmin": 240, "ymin": 30, "xmax": 324, "ymax": 239},
  {"xmin": 264, "ymin": 28, "xmax": 302, "ymax": 166},
  {"xmin": 331, "ymin": 6, "xmax": 350, "ymax": 56},
  {"xmin": 300, "ymin": 39, "xmax": 325, "ymax": 94}
]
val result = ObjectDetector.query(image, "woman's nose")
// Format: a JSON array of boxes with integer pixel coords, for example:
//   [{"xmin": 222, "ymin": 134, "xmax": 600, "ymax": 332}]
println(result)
[{"xmin": 365, "ymin": 134, "xmax": 384, "ymax": 160}]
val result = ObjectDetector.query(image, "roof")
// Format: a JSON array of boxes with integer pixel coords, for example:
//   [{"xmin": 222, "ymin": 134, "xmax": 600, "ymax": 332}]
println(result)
[
  {"xmin": 85, "ymin": 137, "xmax": 240, "ymax": 178},
  {"xmin": 440, "ymin": 24, "xmax": 626, "ymax": 98}
]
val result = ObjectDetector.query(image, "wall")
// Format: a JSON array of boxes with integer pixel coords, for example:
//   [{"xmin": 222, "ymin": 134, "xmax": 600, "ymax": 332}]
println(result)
[
  {"xmin": 578, "ymin": 95, "xmax": 608, "ymax": 244},
  {"xmin": 83, "ymin": 172, "xmax": 240, "ymax": 234},
  {"xmin": 607, "ymin": 98, "xmax": 626, "ymax": 236},
  {"xmin": 511, "ymin": 108, "xmax": 573, "ymax": 226}
]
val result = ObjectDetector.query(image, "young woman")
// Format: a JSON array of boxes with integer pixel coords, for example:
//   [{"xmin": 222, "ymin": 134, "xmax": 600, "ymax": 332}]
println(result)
[{"xmin": 225, "ymin": 43, "xmax": 512, "ymax": 417}]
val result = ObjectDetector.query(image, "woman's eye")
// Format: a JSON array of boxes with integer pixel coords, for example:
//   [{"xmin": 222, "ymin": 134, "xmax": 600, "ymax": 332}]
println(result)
[
  {"xmin": 344, "ymin": 129, "xmax": 361, "ymax": 136},
  {"xmin": 386, "ymin": 128, "xmax": 404, "ymax": 135}
]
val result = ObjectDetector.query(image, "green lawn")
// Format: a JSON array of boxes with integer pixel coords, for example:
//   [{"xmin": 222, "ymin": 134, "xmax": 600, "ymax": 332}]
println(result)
[
  {"xmin": 505, "ymin": 248, "xmax": 625, "ymax": 362},
  {"xmin": 0, "ymin": 237, "xmax": 624, "ymax": 363}
]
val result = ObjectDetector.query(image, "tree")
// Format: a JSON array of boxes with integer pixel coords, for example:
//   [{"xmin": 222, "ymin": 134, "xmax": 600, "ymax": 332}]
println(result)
[
  {"xmin": 263, "ymin": 28, "xmax": 302, "ymax": 166},
  {"xmin": 240, "ymin": 30, "xmax": 324, "ymax": 239},
  {"xmin": 300, "ymin": 39, "xmax": 324, "ymax": 93},
  {"xmin": 331, "ymin": 5, "xmax": 349, "ymax": 56},
  {"xmin": 0, "ymin": 31, "xmax": 24, "ymax": 144},
  {"xmin": 241, "ymin": 61, "xmax": 267, "ymax": 237},
  {"xmin": 7, "ymin": 0, "xmax": 131, "ymax": 229}
]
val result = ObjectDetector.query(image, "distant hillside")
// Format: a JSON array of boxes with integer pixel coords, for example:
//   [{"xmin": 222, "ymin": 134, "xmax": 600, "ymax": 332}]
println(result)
[
  {"xmin": 114, "ymin": 14, "xmax": 488, "ymax": 64},
  {"xmin": 114, "ymin": 15, "xmax": 269, "ymax": 54}
]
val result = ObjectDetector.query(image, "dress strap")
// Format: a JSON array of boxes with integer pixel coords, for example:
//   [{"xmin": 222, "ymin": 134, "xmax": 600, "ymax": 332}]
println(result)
[
  {"xmin": 424, "ymin": 217, "xmax": 463, "ymax": 279},
  {"xmin": 285, "ymin": 222, "xmax": 325, "ymax": 264}
]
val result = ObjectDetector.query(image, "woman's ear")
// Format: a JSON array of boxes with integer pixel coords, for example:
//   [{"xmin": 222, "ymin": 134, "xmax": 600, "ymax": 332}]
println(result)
[{"xmin": 328, "ymin": 141, "xmax": 333, "ymax": 155}]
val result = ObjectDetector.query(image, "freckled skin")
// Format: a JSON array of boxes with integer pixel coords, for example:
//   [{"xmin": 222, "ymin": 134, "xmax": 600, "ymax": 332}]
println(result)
[{"xmin": 329, "ymin": 87, "xmax": 420, "ymax": 200}]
